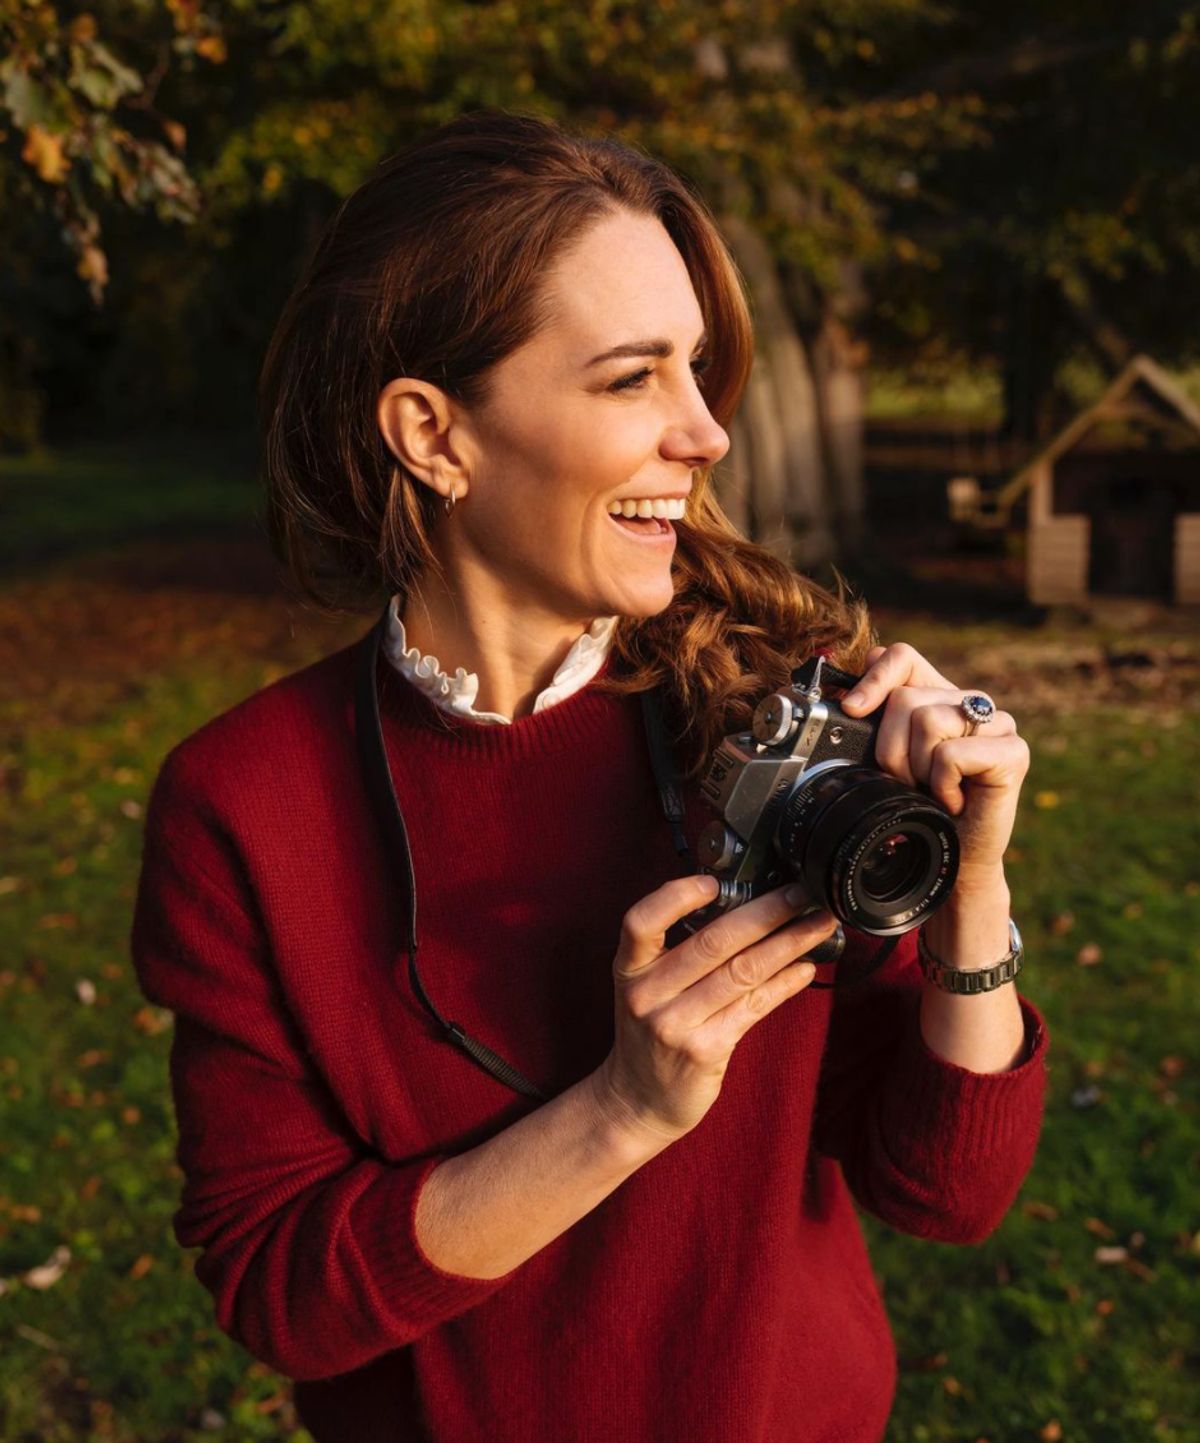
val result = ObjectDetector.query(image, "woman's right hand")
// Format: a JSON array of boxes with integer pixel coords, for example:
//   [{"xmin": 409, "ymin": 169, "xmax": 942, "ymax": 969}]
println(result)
[{"xmin": 590, "ymin": 875, "xmax": 838, "ymax": 1146}]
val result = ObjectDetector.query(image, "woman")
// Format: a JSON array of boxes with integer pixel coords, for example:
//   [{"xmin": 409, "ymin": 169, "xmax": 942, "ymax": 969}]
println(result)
[{"xmin": 131, "ymin": 109, "xmax": 1047, "ymax": 1443}]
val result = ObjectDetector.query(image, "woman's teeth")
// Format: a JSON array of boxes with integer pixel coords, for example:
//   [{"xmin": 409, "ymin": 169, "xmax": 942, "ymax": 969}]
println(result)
[{"xmin": 606, "ymin": 497, "xmax": 687, "ymax": 520}]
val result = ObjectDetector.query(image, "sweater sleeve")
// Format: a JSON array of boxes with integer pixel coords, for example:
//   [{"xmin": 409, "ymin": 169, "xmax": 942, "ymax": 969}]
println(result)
[
  {"xmin": 811, "ymin": 926, "xmax": 1049, "ymax": 1245},
  {"xmin": 129, "ymin": 755, "xmax": 517, "ymax": 1382}
]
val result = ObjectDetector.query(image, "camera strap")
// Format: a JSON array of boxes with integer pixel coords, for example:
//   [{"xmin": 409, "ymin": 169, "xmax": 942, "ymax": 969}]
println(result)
[{"xmin": 354, "ymin": 602, "xmax": 695, "ymax": 1102}]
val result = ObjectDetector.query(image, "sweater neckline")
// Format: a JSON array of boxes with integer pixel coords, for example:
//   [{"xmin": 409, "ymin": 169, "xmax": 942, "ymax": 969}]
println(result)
[{"xmin": 373, "ymin": 643, "xmax": 627, "ymax": 761}]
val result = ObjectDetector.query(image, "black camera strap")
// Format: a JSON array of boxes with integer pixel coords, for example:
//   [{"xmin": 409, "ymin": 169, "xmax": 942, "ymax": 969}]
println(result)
[{"xmin": 354, "ymin": 603, "xmax": 891, "ymax": 1102}]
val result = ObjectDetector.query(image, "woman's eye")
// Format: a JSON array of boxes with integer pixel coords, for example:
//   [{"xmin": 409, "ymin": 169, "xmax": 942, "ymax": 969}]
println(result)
[{"xmin": 608, "ymin": 356, "xmax": 712, "ymax": 394}]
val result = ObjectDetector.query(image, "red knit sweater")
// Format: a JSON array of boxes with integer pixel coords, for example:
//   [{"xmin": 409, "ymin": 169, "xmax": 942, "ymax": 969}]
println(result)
[{"xmin": 130, "ymin": 636, "xmax": 1049, "ymax": 1443}]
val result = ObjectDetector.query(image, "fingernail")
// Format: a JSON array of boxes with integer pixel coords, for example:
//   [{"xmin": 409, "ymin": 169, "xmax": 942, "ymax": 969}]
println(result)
[
  {"xmin": 784, "ymin": 883, "xmax": 808, "ymax": 906},
  {"xmin": 842, "ymin": 690, "xmax": 864, "ymax": 709}
]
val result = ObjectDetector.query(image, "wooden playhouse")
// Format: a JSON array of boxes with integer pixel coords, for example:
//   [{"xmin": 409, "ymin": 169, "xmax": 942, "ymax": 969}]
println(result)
[{"xmin": 995, "ymin": 356, "xmax": 1200, "ymax": 606}]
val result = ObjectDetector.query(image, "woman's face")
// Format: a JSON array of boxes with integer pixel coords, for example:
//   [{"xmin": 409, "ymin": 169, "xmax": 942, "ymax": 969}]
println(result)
[{"xmin": 450, "ymin": 207, "xmax": 731, "ymax": 623}]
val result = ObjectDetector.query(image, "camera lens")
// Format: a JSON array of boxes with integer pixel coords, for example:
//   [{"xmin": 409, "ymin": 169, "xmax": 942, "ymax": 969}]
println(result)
[
  {"xmin": 859, "ymin": 831, "xmax": 927, "ymax": 906},
  {"xmin": 775, "ymin": 764, "xmax": 959, "ymax": 934}
]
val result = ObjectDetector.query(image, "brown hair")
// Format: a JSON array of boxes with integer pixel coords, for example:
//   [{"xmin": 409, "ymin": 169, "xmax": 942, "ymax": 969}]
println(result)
[{"xmin": 259, "ymin": 108, "xmax": 873, "ymax": 778}]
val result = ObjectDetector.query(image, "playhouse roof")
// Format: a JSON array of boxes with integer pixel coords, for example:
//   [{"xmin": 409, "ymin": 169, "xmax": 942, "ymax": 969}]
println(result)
[{"xmin": 999, "ymin": 355, "xmax": 1200, "ymax": 510}]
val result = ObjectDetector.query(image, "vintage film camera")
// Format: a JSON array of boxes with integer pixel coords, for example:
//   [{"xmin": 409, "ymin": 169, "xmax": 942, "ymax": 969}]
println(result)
[{"xmin": 677, "ymin": 656, "xmax": 961, "ymax": 966}]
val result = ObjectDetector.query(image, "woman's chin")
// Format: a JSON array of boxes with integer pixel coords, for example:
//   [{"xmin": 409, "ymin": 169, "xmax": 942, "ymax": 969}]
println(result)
[{"xmin": 605, "ymin": 578, "xmax": 676, "ymax": 619}]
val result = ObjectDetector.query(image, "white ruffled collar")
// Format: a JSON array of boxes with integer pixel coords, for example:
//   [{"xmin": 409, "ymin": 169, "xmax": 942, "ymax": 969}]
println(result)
[{"xmin": 382, "ymin": 596, "xmax": 619, "ymax": 725}]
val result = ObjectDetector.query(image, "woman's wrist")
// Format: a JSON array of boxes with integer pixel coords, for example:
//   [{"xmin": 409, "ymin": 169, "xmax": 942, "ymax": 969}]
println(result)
[{"xmin": 922, "ymin": 869, "xmax": 1012, "ymax": 971}]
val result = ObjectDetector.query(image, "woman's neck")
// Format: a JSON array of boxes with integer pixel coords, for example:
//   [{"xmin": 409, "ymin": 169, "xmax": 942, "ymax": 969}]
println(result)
[{"xmin": 401, "ymin": 571, "xmax": 601, "ymax": 722}]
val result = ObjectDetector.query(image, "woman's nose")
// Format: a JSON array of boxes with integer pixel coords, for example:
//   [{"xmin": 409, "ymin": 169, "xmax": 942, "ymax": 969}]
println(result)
[{"xmin": 662, "ymin": 393, "xmax": 730, "ymax": 471}]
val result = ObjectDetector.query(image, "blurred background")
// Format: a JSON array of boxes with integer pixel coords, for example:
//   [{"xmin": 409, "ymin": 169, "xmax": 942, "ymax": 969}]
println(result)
[{"xmin": 0, "ymin": 3, "xmax": 1197, "ymax": 1440}]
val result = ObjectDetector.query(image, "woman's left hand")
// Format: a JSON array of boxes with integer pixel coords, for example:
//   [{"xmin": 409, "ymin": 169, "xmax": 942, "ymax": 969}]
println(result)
[{"xmin": 838, "ymin": 642, "xmax": 1031, "ymax": 882}]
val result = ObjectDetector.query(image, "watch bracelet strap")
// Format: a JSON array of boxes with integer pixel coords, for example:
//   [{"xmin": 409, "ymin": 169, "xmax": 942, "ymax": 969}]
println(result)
[{"xmin": 917, "ymin": 919, "xmax": 1023, "ymax": 995}]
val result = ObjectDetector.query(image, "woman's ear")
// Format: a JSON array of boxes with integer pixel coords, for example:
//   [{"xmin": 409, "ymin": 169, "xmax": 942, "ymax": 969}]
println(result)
[{"xmin": 377, "ymin": 377, "xmax": 471, "ymax": 507}]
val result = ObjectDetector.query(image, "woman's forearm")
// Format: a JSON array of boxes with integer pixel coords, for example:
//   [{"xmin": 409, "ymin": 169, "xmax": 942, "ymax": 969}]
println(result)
[
  {"xmin": 917, "ymin": 865, "xmax": 1027, "ymax": 1074},
  {"xmin": 413, "ymin": 1070, "xmax": 670, "ymax": 1280}
]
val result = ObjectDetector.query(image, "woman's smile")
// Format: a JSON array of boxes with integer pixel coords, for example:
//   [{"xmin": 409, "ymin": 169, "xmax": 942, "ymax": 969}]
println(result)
[{"xmin": 605, "ymin": 492, "xmax": 689, "ymax": 543}]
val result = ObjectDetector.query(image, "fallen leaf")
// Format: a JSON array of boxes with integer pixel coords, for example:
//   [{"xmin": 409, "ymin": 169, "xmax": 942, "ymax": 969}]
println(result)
[
  {"xmin": 39, "ymin": 912, "xmax": 78, "ymax": 930},
  {"xmin": 74, "ymin": 979, "xmax": 96, "ymax": 1006},
  {"xmin": 1049, "ymin": 911, "xmax": 1075, "ymax": 935},
  {"xmin": 129, "ymin": 1254, "xmax": 154, "ymax": 1280},
  {"xmin": 132, "ymin": 1006, "xmax": 171, "ymax": 1035},
  {"xmin": 1095, "ymin": 1298, "xmax": 1115, "ymax": 1316},
  {"xmin": 1084, "ymin": 1218, "xmax": 1116, "ymax": 1240},
  {"xmin": 1076, "ymin": 943, "xmax": 1102, "ymax": 966},
  {"xmin": 1094, "ymin": 1245, "xmax": 1129, "ymax": 1265},
  {"xmin": 1023, "ymin": 1201, "xmax": 1060, "ymax": 1222},
  {"xmin": 1040, "ymin": 1422, "xmax": 1063, "ymax": 1442},
  {"xmin": 1159, "ymin": 1055, "xmax": 1185, "ymax": 1078},
  {"xmin": 22, "ymin": 1245, "xmax": 71, "ymax": 1290},
  {"xmin": 1034, "ymin": 791, "xmax": 1060, "ymax": 809},
  {"xmin": 942, "ymin": 1376, "xmax": 963, "ymax": 1396}
]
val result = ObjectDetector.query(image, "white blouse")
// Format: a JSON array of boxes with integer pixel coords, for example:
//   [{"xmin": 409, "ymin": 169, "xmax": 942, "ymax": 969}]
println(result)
[{"xmin": 382, "ymin": 594, "xmax": 619, "ymax": 725}]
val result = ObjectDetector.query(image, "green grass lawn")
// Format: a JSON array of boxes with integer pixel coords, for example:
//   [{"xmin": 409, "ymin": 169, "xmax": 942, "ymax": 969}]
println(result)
[
  {"xmin": 0, "ymin": 440, "xmax": 1197, "ymax": 1440},
  {"xmin": 0, "ymin": 430, "xmax": 262, "ymax": 578}
]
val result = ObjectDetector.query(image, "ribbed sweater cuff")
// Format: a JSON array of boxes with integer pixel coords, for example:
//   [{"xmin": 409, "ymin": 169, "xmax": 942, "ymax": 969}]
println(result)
[
  {"xmin": 350, "ymin": 1153, "xmax": 519, "ymax": 1333},
  {"xmin": 880, "ymin": 994, "xmax": 1049, "ymax": 1159}
]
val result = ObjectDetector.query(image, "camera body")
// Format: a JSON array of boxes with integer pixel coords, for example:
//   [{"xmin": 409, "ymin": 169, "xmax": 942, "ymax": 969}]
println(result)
[{"xmin": 679, "ymin": 657, "xmax": 960, "ymax": 963}]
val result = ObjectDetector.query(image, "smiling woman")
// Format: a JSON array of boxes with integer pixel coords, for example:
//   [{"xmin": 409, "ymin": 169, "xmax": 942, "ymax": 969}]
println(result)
[
  {"xmin": 131, "ymin": 107, "xmax": 1048, "ymax": 1443},
  {"xmin": 258, "ymin": 108, "xmax": 873, "ymax": 775}
]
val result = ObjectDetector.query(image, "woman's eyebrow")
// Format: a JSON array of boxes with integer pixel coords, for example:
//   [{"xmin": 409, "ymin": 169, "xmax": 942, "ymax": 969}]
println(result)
[{"xmin": 584, "ymin": 330, "xmax": 708, "ymax": 367}]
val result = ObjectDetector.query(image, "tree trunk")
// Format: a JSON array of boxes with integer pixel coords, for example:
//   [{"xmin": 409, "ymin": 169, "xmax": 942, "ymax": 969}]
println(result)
[
  {"xmin": 802, "ymin": 265, "xmax": 868, "ymax": 554},
  {"xmin": 715, "ymin": 212, "xmax": 836, "ymax": 568}
]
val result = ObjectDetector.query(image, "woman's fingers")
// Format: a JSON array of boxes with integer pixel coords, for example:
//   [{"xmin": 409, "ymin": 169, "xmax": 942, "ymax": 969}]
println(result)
[
  {"xmin": 695, "ymin": 955, "xmax": 822, "ymax": 1051},
  {"xmin": 868, "ymin": 686, "xmax": 1015, "ymax": 787},
  {"xmin": 614, "ymin": 874, "xmax": 721, "ymax": 981},
  {"xmin": 927, "ymin": 732, "xmax": 1031, "ymax": 817},
  {"xmin": 675, "ymin": 907, "xmax": 838, "ymax": 1027},
  {"xmin": 907, "ymin": 703, "xmax": 1017, "ymax": 791},
  {"xmin": 620, "ymin": 881, "xmax": 818, "ymax": 1011},
  {"xmin": 841, "ymin": 641, "xmax": 958, "ymax": 715}
]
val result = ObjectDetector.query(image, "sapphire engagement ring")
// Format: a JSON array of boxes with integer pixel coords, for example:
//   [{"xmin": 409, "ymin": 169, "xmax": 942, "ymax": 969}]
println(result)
[{"xmin": 960, "ymin": 693, "xmax": 996, "ymax": 737}]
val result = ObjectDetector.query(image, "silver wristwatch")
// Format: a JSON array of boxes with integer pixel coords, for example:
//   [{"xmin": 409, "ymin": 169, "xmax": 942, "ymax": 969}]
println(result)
[{"xmin": 917, "ymin": 917, "xmax": 1024, "ymax": 994}]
